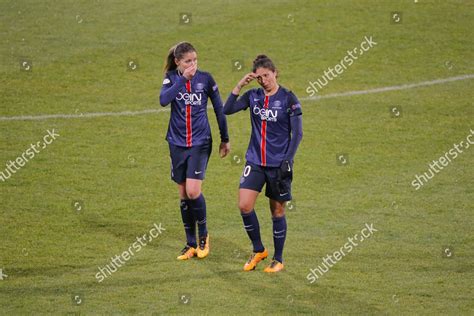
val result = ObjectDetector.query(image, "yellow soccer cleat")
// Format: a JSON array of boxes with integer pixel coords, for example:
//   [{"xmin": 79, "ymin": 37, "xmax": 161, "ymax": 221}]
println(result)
[
  {"xmin": 263, "ymin": 259, "xmax": 284, "ymax": 273},
  {"xmin": 177, "ymin": 245, "xmax": 196, "ymax": 260},
  {"xmin": 243, "ymin": 249, "xmax": 268, "ymax": 271},
  {"xmin": 197, "ymin": 234, "xmax": 209, "ymax": 259}
]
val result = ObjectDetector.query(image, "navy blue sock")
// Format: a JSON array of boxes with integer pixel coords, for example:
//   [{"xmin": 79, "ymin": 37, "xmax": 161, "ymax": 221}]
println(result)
[
  {"xmin": 272, "ymin": 216, "xmax": 287, "ymax": 263},
  {"xmin": 188, "ymin": 194, "xmax": 207, "ymax": 238},
  {"xmin": 241, "ymin": 210, "xmax": 264, "ymax": 253},
  {"xmin": 180, "ymin": 199, "xmax": 197, "ymax": 248}
]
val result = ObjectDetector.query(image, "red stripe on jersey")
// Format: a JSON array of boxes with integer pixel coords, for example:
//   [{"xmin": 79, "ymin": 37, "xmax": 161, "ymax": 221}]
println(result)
[
  {"xmin": 185, "ymin": 80, "xmax": 192, "ymax": 147},
  {"xmin": 260, "ymin": 95, "xmax": 269, "ymax": 166}
]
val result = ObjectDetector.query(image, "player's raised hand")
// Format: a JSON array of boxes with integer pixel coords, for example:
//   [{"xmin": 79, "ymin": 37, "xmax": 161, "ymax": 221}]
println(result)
[
  {"xmin": 232, "ymin": 73, "xmax": 255, "ymax": 95},
  {"xmin": 238, "ymin": 73, "xmax": 256, "ymax": 88},
  {"xmin": 183, "ymin": 63, "xmax": 197, "ymax": 80}
]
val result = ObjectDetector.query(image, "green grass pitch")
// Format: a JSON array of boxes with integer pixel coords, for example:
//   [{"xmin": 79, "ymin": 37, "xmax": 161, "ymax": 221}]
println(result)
[{"xmin": 0, "ymin": 0, "xmax": 473, "ymax": 314}]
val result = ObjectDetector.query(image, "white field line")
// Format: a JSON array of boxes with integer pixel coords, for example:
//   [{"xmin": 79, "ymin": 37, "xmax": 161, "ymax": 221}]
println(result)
[
  {"xmin": 300, "ymin": 74, "xmax": 474, "ymax": 101},
  {"xmin": 0, "ymin": 108, "xmax": 169, "ymax": 121},
  {"xmin": 0, "ymin": 74, "xmax": 472, "ymax": 122}
]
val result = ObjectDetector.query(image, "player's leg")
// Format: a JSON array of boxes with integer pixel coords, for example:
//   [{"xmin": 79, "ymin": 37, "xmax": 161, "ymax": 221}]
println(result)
[
  {"xmin": 239, "ymin": 163, "xmax": 268, "ymax": 271},
  {"xmin": 185, "ymin": 178, "xmax": 208, "ymax": 257},
  {"xmin": 239, "ymin": 189, "xmax": 262, "ymax": 252},
  {"xmin": 178, "ymin": 181, "xmax": 197, "ymax": 247},
  {"xmin": 186, "ymin": 141, "xmax": 212, "ymax": 258},
  {"xmin": 264, "ymin": 199, "xmax": 287, "ymax": 272},
  {"xmin": 169, "ymin": 144, "xmax": 197, "ymax": 260},
  {"xmin": 263, "ymin": 167, "xmax": 292, "ymax": 272}
]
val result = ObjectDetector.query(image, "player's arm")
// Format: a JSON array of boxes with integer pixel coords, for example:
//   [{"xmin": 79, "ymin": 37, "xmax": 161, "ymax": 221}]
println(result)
[
  {"xmin": 285, "ymin": 116, "xmax": 303, "ymax": 162},
  {"xmin": 208, "ymin": 74, "xmax": 231, "ymax": 158},
  {"xmin": 223, "ymin": 73, "xmax": 255, "ymax": 115},
  {"xmin": 284, "ymin": 93, "xmax": 303, "ymax": 163},
  {"xmin": 279, "ymin": 97, "xmax": 303, "ymax": 179},
  {"xmin": 159, "ymin": 75, "xmax": 186, "ymax": 106},
  {"xmin": 159, "ymin": 66, "xmax": 196, "ymax": 106}
]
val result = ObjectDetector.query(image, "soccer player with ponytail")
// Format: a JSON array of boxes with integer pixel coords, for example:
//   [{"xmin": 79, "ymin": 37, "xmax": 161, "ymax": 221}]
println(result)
[
  {"xmin": 224, "ymin": 55, "xmax": 303, "ymax": 273},
  {"xmin": 160, "ymin": 42, "xmax": 230, "ymax": 260}
]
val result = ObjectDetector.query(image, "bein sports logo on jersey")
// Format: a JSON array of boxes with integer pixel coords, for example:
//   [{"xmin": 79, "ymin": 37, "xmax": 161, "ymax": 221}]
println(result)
[
  {"xmin": 176, "ymin": 92, "xmax": 202, "ymax": 106},
  {"xmin": 253, "ymin": 105, "xmax": 278, "ymax": 122}
]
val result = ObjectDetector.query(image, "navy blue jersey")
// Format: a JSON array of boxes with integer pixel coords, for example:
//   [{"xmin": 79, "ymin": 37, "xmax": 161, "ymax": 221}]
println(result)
[
  {"xmin": 239, "ymin": 86, "xmax": 302, "ymax": 167},
  {"xmin": 160, "ymin": 70, "xmax": 229, "ymax": 147}
]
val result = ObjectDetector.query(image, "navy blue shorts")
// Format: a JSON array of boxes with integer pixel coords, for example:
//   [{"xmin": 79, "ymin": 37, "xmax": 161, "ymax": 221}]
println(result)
[
  {"xmin": 168, "ymin": 141, "xmax": 212, "ymax": 184},
  {"xmin": 239, "ymin": 162, "xmax": 292, "ymax": 201}
]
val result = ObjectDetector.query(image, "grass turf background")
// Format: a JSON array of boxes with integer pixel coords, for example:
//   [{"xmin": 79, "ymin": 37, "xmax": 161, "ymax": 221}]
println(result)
[{"xmin": 1, "ymin": 0, "xmax": 473, "ymax": 314}]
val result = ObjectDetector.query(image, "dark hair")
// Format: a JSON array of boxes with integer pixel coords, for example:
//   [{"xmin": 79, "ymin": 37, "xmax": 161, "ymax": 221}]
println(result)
[
  {"xmin": 164, "ymin": 42, "xmax": 196, "ymax": 72},
  {"xmin": 252, "ymin": 54, "xmax": 277, "ymax": 74}
]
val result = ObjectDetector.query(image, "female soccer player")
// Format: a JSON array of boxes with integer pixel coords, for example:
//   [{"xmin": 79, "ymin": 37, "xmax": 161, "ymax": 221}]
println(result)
[
  {"xmin": 160, "ymin": 42, "xmax": 230, "ymax": 260},
  {"xmin": 223, "ymin": 55, "xmax": 303, "ymax": 273}
]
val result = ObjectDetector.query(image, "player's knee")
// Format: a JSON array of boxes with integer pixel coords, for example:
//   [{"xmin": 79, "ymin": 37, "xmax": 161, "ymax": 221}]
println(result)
[
  {"xmin": 238, "ymin": 201, "xmax": 253, "ymax": 213},
  {"xmin": 272, "ymin": 210, "xmax": 285, "ymax": 218},
  {"xmin": 271, "ymin": 206, "xmax": 286, "ymax": 218},
  {"xmin": 186, "ymin": 188, "xmax": 201, "ymax": 200}
]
